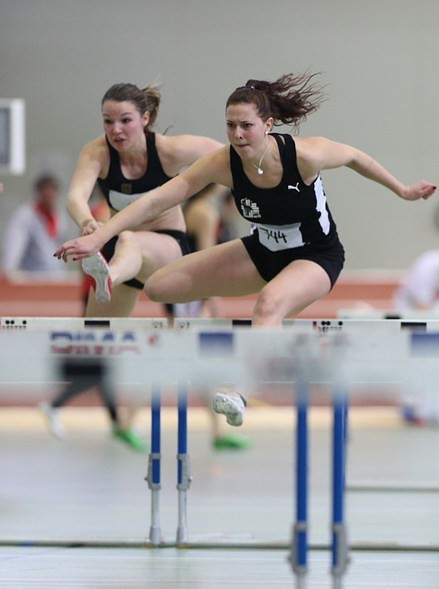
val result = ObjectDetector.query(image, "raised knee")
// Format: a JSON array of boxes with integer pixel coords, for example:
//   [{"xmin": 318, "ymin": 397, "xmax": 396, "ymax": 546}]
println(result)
[
  {"xmin": 253, "ymin": 289, "xmax": 282, "ymax": 325},
  {"xmin": 116, "ymin": 230, "xmax": 134, "ymax": 245},
  {"xmin": 144, "ymin": 274, "xmax": 162, "ymax": 302}
]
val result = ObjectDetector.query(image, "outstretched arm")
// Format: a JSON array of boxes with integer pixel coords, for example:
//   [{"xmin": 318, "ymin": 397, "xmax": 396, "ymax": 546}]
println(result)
[
  {"xmin": 298, "ymin": 137, "xmax": 437, "ymax": 201},
  {"xmin": 54, "ymin": 147, "xmax": 231, "ymax": 261}
]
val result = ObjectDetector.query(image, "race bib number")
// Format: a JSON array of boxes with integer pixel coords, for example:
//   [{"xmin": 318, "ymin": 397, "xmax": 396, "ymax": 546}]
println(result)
[{"xmin": 254, "ymin": 222, "xmax": 304, "ymax": 251}]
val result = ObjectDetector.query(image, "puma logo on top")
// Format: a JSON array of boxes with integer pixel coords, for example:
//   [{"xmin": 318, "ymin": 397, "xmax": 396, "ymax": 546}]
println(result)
[{"xmin": 288, "ymin": 183, "xmax": 300, "ymax": 192}]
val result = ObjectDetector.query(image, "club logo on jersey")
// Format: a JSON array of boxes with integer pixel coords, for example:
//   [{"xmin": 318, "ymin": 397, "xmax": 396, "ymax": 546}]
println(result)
[{"xmin": 240, "ymin": 198, "xmax": 261, "ymax": 219}]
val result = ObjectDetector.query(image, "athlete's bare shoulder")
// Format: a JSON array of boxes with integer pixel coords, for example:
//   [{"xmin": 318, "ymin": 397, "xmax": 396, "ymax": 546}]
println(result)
[{"xmin": 76, "ymin": 135, "xmax": 111, "ymax": 171}]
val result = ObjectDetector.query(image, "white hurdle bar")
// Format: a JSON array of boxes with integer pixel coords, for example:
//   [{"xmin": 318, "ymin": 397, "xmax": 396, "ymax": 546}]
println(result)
[
  {"xmin": 0, "ymin": 317, "xmax": 193, "ymax": 548},
  {"xmin": 0, "ymin": 316, "xmax": 169, "ymax": 330},
  {"xmin": 1, "ymin": 317, "xmax": 439, "ymax": 589},
  {"xmin": 338, "ymin": 309, "xmax": 439, "ymax": 320}
]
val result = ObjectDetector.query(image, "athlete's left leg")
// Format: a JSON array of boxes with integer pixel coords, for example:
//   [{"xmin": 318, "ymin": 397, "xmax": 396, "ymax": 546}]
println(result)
[
  {"xmin": 252, "ymin": 259, "xmax": 332, "ymax": 326},
  {"xmin": 211, "ymin": 260, "xmax": 332, "ymax": 426}
]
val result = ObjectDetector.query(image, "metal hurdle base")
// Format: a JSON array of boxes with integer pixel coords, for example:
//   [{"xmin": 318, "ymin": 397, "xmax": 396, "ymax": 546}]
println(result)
[{"xmin": 2, "ymin": 538, "xmax": 439, "ymax": 551}]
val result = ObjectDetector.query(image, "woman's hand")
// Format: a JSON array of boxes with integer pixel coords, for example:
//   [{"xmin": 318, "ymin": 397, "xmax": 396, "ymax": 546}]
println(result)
[
  {"xmin": 402, "ymin": 181, "xmax": 437, "ymax": 201},
  {"xmin": 54, "ymin": 232, "xmax": 103, "ymax": 262},
  {"xmin": 81, "ymin": 219, "xmax": 104, "ymax": 235}
]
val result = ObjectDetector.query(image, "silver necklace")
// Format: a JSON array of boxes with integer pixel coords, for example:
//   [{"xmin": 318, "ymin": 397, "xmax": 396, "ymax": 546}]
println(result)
[{"xmin": 251, "ymin": 141, "xmax": 270, "ymax": 175}]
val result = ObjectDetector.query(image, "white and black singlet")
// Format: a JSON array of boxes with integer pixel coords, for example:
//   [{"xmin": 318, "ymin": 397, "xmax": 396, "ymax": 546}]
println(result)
[
  {"xmin": 230, "ymin": 133, "xmax": 345, "ymax": 286},
  {"xmin": 96, "ymin": 132, "xmax": 191, "ymax": 289}
]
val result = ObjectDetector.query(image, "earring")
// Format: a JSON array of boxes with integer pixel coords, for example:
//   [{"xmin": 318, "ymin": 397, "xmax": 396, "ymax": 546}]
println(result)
[{"xmin": 265, "ymin": 130, "xmax": 269, "ymax": 135}]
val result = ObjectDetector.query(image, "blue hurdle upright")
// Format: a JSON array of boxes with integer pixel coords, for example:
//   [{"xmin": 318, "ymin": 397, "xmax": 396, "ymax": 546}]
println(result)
[
  {"xmin": 177, "ymin": 382, "xmax": 192, "ymax": 544},
  {"xmin": 290, "ymin": 381, "xmax": 350, "ymax": 589},
  {"xmin": 145, "ymin": 382, "xmax": 192, "ymax": 546},
  {"xmin": 290, "ymin": 380, "xmax": 309, "ymax": 589},
  {"xmin": 331, "ymin": 390, "xmax": 350, "ymax": 588},
  {"xmin": 145, "ymin": 383, "xmax": 162, "ymax": 545}
]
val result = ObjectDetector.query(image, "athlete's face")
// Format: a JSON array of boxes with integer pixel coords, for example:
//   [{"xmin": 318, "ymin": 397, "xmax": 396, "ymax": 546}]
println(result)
[
  {"xmin": 102, "ymin": 100, "xmax": 149, "ymax": 152},
  {"xmin": 226, "ymin": 102, "xmax": 272, "ymax": 160}
]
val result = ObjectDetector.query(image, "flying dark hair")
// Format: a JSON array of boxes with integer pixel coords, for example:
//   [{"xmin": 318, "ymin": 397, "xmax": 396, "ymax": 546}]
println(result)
[{"xmin": 226, "ymin": 72, "xmax": 325, "ymax": 129}]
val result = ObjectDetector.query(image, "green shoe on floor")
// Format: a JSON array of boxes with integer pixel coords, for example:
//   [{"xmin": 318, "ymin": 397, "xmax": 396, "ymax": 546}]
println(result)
[
  {"xmin": 212, "ymin": 434, "xmax": 252, "ymax": 451},
  {"xmin": 113, "ymin": 427, "xmax": 148, "ymax": 452}
]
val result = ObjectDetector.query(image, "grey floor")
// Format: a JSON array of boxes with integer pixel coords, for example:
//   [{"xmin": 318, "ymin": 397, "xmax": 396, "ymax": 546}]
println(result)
[{"xmin": 1, "ymin": 404, "xmax": 439, "ymax": 588}]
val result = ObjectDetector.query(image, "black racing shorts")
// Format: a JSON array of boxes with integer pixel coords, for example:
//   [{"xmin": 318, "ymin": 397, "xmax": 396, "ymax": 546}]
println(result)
[
  {"xmin": 241, "ymin": 229, "xmax": 345, "ymax": 289},
  {"xmin": 101, "ymin": 229, "xmax": 191, "ymax": 290}
]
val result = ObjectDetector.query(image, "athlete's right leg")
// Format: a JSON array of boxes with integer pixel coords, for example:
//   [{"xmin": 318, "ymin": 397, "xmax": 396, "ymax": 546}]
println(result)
[
  {"xmin": 81, "ymin": 230, "xmax": 144, "ymax": 304},
  {"xmin": 83, "ymin": 230, "xmax": 184, "ymax": 304},
  {"xmin": 105, "ymin": 231, "xmax": 146, "ymax": 285},
  {"xmin": 79, "ymin": 232, "xmax": 183, "ymax": 449},
  {"xmin": 146, "ymin": 240, "xmax": 266, "ymax": 429},
  {"xmin": 145, "ymin": 239, "xmax": 266, "ymax": 302}
]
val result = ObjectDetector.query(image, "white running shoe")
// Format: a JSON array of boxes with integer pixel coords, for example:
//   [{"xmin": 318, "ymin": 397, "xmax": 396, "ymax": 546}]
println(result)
[
  {"xmin": 212, "ymin": 392, "xmax": 246, "ymax": 427},
  {"xmin": 82, "ymin": 252, "xmax": 112, "ymax": 304},
  {"xmin": 39, "ymin": 402, "xmax": 65, "ymax": 440}
]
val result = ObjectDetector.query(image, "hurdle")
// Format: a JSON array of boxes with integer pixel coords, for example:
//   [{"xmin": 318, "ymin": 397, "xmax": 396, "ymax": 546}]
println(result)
[
  {"xmin": 145, "ymin": 380, "xmax": 192, "ymax": 546},
  {"xmin": 176, "ymin": 381, "xmax": 192, "ymax": 544},
  {"xmin": 338, "ymin": 309, "xmax": 439, "ymax": 320},
  {"xmin": 0, "ymin": 317, "xmax": 193, "ymax": 547},
  {"xmin": 173, "ymin": 319, "xmax": 353, "ymax": 588},
  {"xmin": 0, "ymin": 316, "xmax": 168, "ymax": 330},
  {"xmin": 153, "ymin": 318, "xmax": 439, "ymax": 588},
  {"xmin": 1, "ymin": 317, "xmax": 439, "ymax": 589},
  {"xmin": 145, "ymin": 382, "xmax": 162, "ymax": 545}
]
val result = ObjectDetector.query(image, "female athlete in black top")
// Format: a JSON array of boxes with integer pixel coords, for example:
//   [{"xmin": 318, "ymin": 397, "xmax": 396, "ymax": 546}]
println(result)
[
  {"xmin": 43, "ymin": 82, "xmax": 224, "ymax": 447},
  {"xmin": 56, "ymin": 73, "xmax": 436, "ymax": 427}
]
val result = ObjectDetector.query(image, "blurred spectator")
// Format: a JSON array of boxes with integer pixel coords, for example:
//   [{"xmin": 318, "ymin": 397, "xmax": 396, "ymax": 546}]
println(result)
[
  {"xmin": 393, "ymin": 249, "xmax": 439, "ymax": 313},
  {"xmin": 392, "ymin": 249, "xmax": 439, "ymax": 426},
  {"xmin": 1, "ymin": 174, "xmax": 70, "ymax": 278}
]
